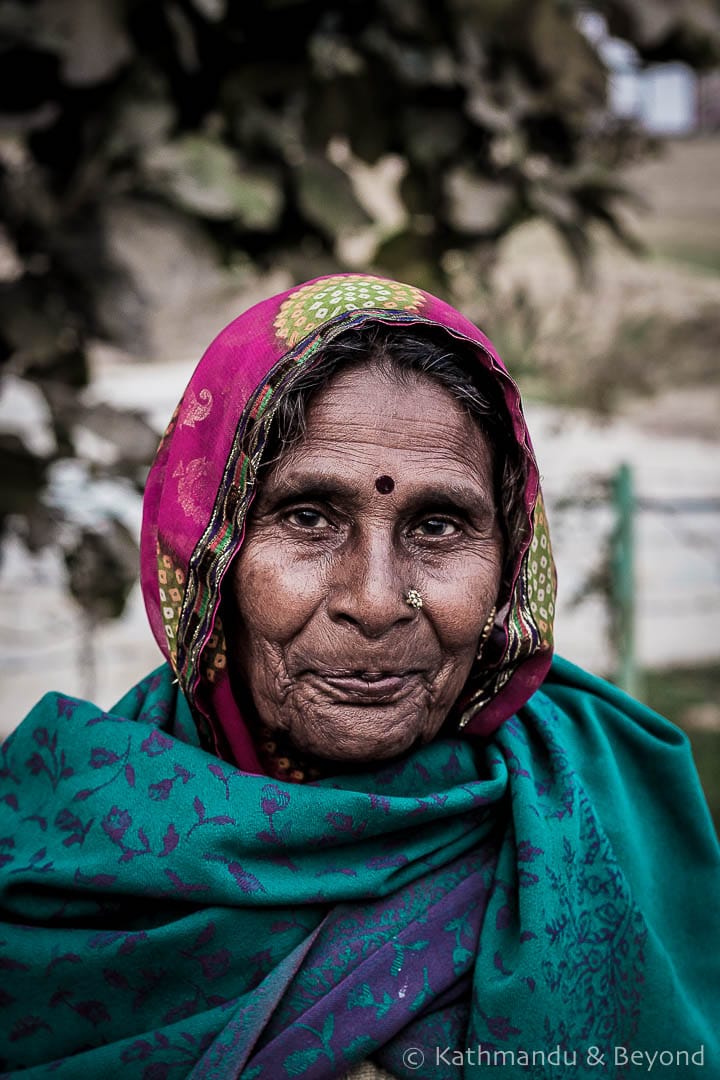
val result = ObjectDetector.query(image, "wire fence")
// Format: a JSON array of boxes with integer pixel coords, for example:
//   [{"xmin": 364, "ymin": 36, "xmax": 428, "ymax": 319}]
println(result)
[{"xmin": 546, "ymin": 464, "xmax": 720, "ymax": 691}]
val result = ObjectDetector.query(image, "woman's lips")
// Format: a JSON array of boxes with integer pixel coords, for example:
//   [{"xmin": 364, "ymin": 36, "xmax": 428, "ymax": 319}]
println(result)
[{"xmin": 306, "ymin": 670, "xmax": 418, "ymax": 703}]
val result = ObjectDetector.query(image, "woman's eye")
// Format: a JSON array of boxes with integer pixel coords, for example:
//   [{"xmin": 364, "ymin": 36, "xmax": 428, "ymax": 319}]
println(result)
[
  {"xmin": 414, "ymin": 518, "xmax": 459, "ymax": 537},
  {"xmin": 287, "ymin": 508, "xmax": 330, "ymax": 529}
]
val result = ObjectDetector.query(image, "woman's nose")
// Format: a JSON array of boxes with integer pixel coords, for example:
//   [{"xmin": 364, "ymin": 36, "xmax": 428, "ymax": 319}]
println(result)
[{"xmin": 326, "ymin": 533, "xmax": 416, "ymax": 638}]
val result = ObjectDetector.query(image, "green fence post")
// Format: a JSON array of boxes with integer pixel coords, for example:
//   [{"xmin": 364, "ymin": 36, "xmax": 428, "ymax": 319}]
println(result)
[{"xmin": 610, "ymin": 463, "xmax": 638, "ymax": 697}]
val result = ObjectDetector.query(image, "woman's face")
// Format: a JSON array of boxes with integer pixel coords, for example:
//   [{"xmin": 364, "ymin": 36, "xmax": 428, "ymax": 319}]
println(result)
[{"xmin": 226, "ymin": 361, "xmax": 504, "ymax": 763}]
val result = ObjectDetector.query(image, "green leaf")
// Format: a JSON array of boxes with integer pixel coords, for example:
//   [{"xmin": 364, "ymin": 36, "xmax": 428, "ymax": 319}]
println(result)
[
  {"xmin": 110, "ymin": 97, "xmax": 175, "ymax": 156},
  {"xmin": 402, "ymin": 107, "xmax": 465, "ymax": 167},
  {"xmin": 142, "ymin": 136, "xmax": 283, "ymax": 228},
  {"xmin": 295, "ymin": 157, "xmax": 372, "ymax": 235},
  {"xmin": 374, "ymin": 231, "xmax": 447, "ymax": 295}
]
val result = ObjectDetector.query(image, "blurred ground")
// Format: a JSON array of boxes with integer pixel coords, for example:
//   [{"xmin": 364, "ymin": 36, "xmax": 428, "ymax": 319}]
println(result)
[{"xmin": 1, "ymin": 137, "xmax": 718, "ymax": 743}]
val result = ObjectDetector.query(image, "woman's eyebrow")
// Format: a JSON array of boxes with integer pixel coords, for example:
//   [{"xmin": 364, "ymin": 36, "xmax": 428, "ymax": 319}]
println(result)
[
  {"xmin": 405, "ymin": 486, "xmax": 498, "ymax": 523},
  {"xmin": 260, "ymin": 475, "xmax": 360, "ymax": 506},
  {"xmin": 263, "ymin": 474, "xmax": 495, "ymax": 517}
]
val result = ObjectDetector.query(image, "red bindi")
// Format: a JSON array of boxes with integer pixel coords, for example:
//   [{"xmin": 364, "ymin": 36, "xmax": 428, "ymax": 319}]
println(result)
[{"xmin": 375, "ymin": 475, "xmax": 395, "ymax": 494}]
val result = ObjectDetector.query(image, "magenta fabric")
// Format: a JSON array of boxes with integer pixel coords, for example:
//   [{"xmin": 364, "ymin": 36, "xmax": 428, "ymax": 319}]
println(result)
[{"xmin": 139, "ymin": 274, "xmax": 556, "ymax": 770}]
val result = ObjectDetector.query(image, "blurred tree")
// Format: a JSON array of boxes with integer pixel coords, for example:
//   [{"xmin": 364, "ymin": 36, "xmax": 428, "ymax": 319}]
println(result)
[{"xmin": 1, "ymin": 0, "xmax": 719, "ymax": 624}]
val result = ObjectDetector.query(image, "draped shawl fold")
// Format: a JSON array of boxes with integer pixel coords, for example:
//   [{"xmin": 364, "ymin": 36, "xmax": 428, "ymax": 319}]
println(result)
[{"xmin": 1, "ymin": 274, "xmax": 718, "ymax": 1078}]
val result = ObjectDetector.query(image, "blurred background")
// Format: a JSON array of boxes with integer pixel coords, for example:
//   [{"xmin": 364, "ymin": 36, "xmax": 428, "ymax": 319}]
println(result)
[{"xmin": 0, "ymin": 0, "xmax": 718, "ymax": 824}]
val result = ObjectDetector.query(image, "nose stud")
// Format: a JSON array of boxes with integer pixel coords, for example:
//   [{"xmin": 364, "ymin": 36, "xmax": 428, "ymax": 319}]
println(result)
[{"xmin": 405, "ymin": 589, "xmax": 423, "ymax": 611}]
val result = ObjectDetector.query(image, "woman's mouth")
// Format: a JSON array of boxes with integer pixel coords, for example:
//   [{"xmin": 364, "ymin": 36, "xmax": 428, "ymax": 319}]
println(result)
[{"xmin": 306, "ymin": 670, "xmax": 419, "ymax": 703}]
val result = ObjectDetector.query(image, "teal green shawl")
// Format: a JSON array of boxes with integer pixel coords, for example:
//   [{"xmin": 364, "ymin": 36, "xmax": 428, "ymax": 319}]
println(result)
[{"xmin": 1, "ymin": 656, "xmax": 717, "ymax": 1077}]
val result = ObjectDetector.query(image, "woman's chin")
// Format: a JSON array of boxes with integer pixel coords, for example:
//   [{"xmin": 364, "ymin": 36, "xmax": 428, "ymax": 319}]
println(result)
[{"xmin": 284, "ymin": 706, "xmax": 441, "ymax": 765}]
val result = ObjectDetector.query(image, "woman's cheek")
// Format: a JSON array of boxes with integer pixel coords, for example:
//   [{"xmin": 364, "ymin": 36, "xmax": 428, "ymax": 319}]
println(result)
[
  {"xmin": 234, "ymin": 543, "xmax": 325, "ymax": 641},
  {"xmin": 423, "ymin": 556, "xmax": 502, "ymax": 651}
]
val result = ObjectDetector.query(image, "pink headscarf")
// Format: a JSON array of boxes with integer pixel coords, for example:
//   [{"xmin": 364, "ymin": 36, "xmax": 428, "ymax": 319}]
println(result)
[{"xmin": 140, "ymin": 274, "xmax": 555, "ymax": 771}]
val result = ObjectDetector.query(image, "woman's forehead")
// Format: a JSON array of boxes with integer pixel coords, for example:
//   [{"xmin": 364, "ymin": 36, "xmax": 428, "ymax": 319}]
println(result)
[
  {"xmin": 263, "ymin": 363, "xmax": 496, "ymax": 499},
  {"xmin": 304, "ymin": 358, "xmax": 480, "ymax": 431}
]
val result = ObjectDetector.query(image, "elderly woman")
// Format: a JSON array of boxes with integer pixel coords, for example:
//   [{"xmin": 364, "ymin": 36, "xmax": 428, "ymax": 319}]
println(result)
[{"xmin": 0, "ymin": 275, "xmax": 717, "ymax": 1079}]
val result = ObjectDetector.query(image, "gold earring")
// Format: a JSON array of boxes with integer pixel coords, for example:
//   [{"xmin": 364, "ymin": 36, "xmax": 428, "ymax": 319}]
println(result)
[
  {"xmin": 405, "ymin": 589, "xmax": 423, "ymax": 611},
  {"xmin": 476, "ymin": 605, "xmax": 496, "ymax": 659}
]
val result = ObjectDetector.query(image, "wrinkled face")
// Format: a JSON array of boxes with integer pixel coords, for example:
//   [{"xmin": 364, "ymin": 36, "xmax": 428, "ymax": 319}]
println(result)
[{"xmin": 226, "ymin": 362, "xmax": 504, "ymax": 764}]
